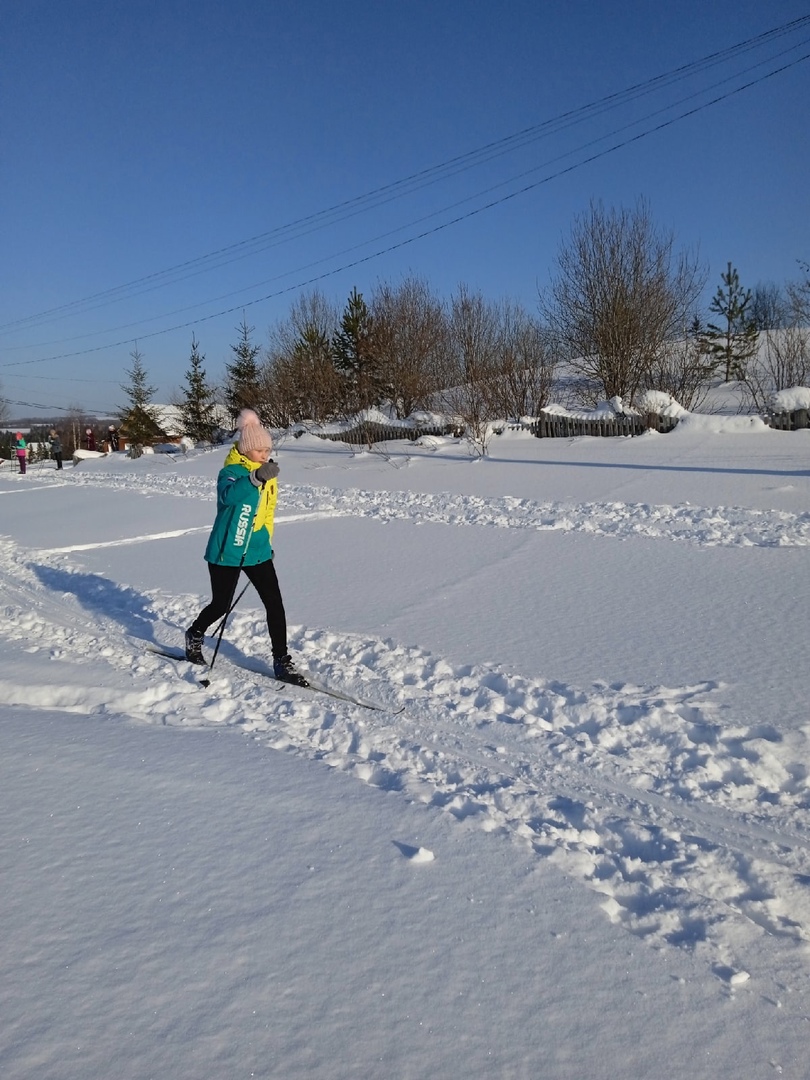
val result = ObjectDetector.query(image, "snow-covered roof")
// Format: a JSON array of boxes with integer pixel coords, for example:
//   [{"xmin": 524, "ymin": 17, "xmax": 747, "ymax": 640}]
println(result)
[{"xmin": 125, "ymin": 403, "xmax": 232, "ymax": 437}]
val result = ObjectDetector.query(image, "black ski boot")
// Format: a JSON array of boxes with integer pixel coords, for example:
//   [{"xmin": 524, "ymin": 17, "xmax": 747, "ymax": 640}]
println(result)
[
  {"xmin": 185, "ymin": 627, "xmax": 206, "ymax": 665},
  {"xmin": 273, "ymin": 653, "xmax": 309, "ymax": 687}
]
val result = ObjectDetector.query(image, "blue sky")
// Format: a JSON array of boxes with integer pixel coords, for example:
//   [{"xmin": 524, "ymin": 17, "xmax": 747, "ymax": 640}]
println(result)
[{"xmin": 2, "ymin": 0, "xmax": 809, "ymax": 416}]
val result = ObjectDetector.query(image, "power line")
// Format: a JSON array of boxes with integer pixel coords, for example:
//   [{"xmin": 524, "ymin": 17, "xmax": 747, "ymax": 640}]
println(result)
[
  {"xmin": 3, "ymin": 46, "xmax": 806, "ymax": 374},
  {"xmin": 8, "ymin": 33, "xmax": 806, "ymax": 355},
  {"xmin": 1, "ymin": 14, "xmax": 808, "ymax": 339},
  {"xmin": 0, "ymin": 396, "xmax": 115, "ymax": 415},
  {"xmin": 1, "ymin": 370, "xmax": 121, "ymax": 384}
]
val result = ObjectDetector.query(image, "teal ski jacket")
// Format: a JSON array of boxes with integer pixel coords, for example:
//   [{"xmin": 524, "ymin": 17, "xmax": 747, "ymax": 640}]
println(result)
[{"xmin": 203, "ymin": 445, "xmax": 278, "ymax": 567}]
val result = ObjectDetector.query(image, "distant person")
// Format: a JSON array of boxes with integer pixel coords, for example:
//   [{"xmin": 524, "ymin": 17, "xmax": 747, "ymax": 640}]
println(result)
[
  {"xmin": 49, "ymin": 429, "xmax": 63, "ymax": 470},
  {"xmin": 184, "ymin": 408, "xmax": 307, "ymax": 687},
  {"xmin": 14, "ymin": 433, "xmax": 27, "ymax": 474},
  {"xmin": 84, "ymin": 428, "xmax": 96, "ymax": 451},
  {"xmin": 108, "ymin": 425, "xmax": 120, "ymax": 452}
]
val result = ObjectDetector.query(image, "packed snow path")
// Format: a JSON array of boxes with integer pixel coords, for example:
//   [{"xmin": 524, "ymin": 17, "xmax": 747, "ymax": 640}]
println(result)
[
  {"xmin": 46, "ymin": 468, "xmax": 810, "ymax": 547},
  {"xmin": 3, "ymin": 463, "xmax": 810, "ymax": 996}
]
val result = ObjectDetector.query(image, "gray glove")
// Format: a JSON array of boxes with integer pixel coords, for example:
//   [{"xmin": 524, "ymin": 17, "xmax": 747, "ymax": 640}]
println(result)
[{"xmin": 250, "ymin": 459, "xmax": 279, "ymax": 486}]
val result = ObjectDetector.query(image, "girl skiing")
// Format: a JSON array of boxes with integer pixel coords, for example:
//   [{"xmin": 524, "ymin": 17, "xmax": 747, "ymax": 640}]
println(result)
[{"xmin": 185, "ymin": 408, "xmax": 307, "ymax": 686}]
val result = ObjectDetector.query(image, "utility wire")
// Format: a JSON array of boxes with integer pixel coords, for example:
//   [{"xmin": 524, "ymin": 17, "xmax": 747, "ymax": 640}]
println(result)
[
  {"xmin": 8, "ymin": 34, "xmax": 807, "ymax": 353},
  {"xmin": 1, "ymin": 14, "xmax": 808, "ymax": 337},
  {"xmin": 3, "ymin": 47, "xmax": 806, "ymax": 374},
  {"xmin": 0, "ymin": 396, "xmax": 114, "ymax": 415}
]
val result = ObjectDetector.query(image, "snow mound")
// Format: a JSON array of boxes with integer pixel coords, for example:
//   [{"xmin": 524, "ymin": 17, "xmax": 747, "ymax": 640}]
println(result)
[
  {"xmin": 769, "ymin": 386, "xmax": 810, "ymax": 413},
  {"xmin": 671, "ymin": 413, "xmax": 769, "ymax": 435},
  {"xmin": 636, "ymin": 389, "xmax": 689, "ymax": 417}
]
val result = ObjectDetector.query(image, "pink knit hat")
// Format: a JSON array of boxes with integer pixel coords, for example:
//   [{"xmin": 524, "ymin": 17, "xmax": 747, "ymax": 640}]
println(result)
[{"xmin": 236, "ymin": 408, "xmax": 273, "ymax": 455}]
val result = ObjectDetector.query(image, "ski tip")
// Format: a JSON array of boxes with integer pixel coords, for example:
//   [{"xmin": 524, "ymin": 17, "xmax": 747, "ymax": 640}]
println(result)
[{"xmin": 199, "ymin": 677, "xmax": 211, "ymax": 688}]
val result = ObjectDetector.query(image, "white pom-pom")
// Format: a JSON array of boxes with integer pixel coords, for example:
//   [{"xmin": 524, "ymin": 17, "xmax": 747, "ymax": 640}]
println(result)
[{"xmin": 236, "ymin": 408, "xmax": 261, "ymax": 430}]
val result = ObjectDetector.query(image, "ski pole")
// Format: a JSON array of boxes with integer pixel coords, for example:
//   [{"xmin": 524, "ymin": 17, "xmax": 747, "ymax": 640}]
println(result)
[
  {"xmin": 207, "ymin": 580, "xmax": 250, "ymax": 672},
  {"xmin": 201, "ymin": 479, "xmax": 265, "ymax": 681}
]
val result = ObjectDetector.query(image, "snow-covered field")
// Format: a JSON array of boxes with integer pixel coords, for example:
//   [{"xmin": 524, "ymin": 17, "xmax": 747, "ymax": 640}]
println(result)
[{"xmin": 2, "ymin": 417, "xmax": 810, "ymax": 1078}]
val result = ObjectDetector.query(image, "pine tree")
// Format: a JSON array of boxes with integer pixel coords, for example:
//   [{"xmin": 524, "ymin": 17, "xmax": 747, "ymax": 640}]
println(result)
[
  {"xmin": 119, "ymin": 347, "xmax": 158, "ymax": 447},
  {"xmin": 332, "ymin": 288, "xmax": 380, "ymax": 413},
  {"xmin": 291, "ymin": 323, "xmax": 343, "ymax": 422},
  {"xmin": 180, "ymin": 335, "xmax": 219, "ymax": 443},
  {"xmin": 704, "ymin": 262, "xmax": 759, "ymax": 382},
  {"xmin": 224, "ymin": 317, "xmax": 262, "ymax": 422}
]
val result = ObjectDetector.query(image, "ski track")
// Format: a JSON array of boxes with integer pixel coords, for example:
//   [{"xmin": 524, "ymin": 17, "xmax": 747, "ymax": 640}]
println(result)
[
  {"xmin": 30, "ymin": 467, "xmax": 810, "ymax": 548},
  {"xmin": 4, "ymin": 469, "xmax": 810, "ymax": 990}
]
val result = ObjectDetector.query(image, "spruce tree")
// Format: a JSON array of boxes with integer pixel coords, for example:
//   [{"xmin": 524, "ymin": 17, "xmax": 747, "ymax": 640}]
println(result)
[
  {"xmin": 119, "ymin": 347, "xmax": 158, "ymax": 447},
  {"xmin": 180, "ymin": 335, "xmax": 219, "ymax": 443},
  {"xmin": 704, "ymin": 262, "xmax": 759, "ymax": 382},
  {"xmin": 293, "ymin": 323, "xmax": 342, "ymax": 422},
  {"xmin": 224, "ymin": 317, "xmax": 262, "ymax": 422},
  {"xmin": 332, "ymin": 288, "xmax": 380, "ymax": 413}
]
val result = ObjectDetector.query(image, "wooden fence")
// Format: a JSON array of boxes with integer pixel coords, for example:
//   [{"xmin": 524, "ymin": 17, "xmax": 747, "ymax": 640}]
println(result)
[
  {"xmin": 4, "ymin": 409, "xmax": 804, "ymax": 463},
  {"xmin": 312, "ymin": 415, "xmax": 678, "ymax": 445},
  {"xmin": 311, "ymin": 421, "xmax": 463, "ymax": 446},
  {"xmin": 529, "ymin": 413, "xmax": 680, "ymax": 439},
  {"xmin": 313, "ymin": 409, "xmax": 809, "ymax": 443},
  {"xmin": 764, "ymin": 409, "xmax": 809, "ymax": 431}
]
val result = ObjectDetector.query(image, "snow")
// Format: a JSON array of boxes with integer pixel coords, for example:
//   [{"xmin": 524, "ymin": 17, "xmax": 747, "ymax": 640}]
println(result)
[
  {"xmin": 770, "ymin": 386, "xmax": 810, "ymax": 413},
  {"xmin": 673, "ymin": 412, "xmax": 771, "ymax": 435},
  {"xmin": 636, "ymin": 388, "xmax": 690, "ymax": 417},
  {"xmin": 71, "ymin": 448, "xmax": 108, "ymax": 462},
  {"xmin": 540, "ymin": 397, "xmax": 623, "ymax": 418},
  {"xmin": 2, "ymin": 420, "xmax": 810, "ymax": 1078}
]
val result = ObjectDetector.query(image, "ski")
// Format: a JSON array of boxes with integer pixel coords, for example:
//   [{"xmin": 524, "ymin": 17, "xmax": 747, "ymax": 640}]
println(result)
[
  {"xmin": 143, "ymin": 642, "xmax": 401, "ymax": 713},
  {"xmin": 144, "ymin": 643, "xmax": 188, "ymax": 662},
  {"xmin": 300, "ymin": 677, "xmax": 404, "ymax": 714}
]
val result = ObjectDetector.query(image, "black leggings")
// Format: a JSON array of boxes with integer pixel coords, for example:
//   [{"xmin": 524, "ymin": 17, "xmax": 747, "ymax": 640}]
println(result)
[{"xmin": 190, "ymin": 560, "xmax": 288, "ymax": 658}]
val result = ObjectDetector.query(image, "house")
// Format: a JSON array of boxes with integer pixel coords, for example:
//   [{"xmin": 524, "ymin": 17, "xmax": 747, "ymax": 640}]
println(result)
[
  {"xmin": 117, "ymin": 404, "xmax": 232, "ymax": 452},
  {"xmin": 117, "ymin": 405, "xmax": 184, "ymax": 452}
]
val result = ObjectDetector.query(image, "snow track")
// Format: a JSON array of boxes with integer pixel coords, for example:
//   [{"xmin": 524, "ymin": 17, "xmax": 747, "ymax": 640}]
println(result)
[
  {"xmin": 2, "ymin": 518, "xmax": 810, "ymax": 990},
  {"xmin": 44, "ymin": 469, "xmax": 810, "ymax": 547}
]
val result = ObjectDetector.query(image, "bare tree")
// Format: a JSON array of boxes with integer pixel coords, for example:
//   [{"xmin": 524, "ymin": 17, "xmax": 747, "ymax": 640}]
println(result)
[
  {"xmin": 269, "ymin": 290, "xmax": 337, "ymax": 359},
  {"xmin": 370, "ymin": 276, "xmax": 448, "ymax": 418},
  {"xmin": 642, "ymin": 317, "xmax": 715, "ymax": 412},
  {"xmin": 261, "ymin": 290, "xmax": 342, "ymax": 425},
  {"xmin": 488, "ymin": 302, "xmax": 558, "ymax": 419},
  {"xmin": 540, "ymin": 199, "xmax": 705, "ymax": 406},
  {"xmin": 750, "ymin": 282, "xmax": 788, "ymax": 330},
  {"xmin": 738, "ymin": 292, "xmax": 810, "ymax": 413},
  {"xmin": 791, "ymin": 265, "xmax": 810, "ymax": 322},
  {"xmin": 65, "ymin": 404, "xmax": 90, "ymax": 458},
  {"xmin": 439, "ymin": 285, "xmax": 502, "ymax": 455}
]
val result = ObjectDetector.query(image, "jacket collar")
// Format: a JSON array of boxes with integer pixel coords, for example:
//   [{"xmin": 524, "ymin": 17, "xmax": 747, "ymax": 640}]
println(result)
[{"xmin": 224, "ymin": 443, "xmax": 261, "ymax": 471}]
